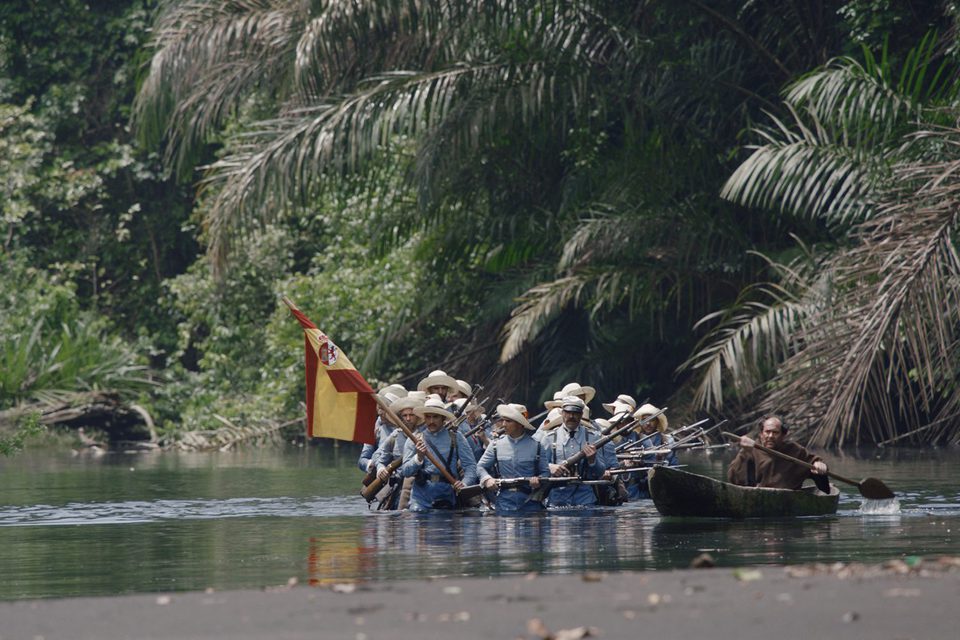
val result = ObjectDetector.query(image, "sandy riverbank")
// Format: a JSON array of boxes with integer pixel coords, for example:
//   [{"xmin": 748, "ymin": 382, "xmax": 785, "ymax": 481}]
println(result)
[{"xmin": 3, "ymin": 558, "xmax": 958, "ymax": 640}]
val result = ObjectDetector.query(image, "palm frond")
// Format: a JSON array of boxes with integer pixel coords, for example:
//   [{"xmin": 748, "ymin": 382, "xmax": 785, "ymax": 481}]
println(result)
[
  {"xmin": 678, "ymin": 282, "xmax": 815, "ymax": 412},
  {"xmin": 757, "ymin": 142, "xmax": 960, "ymax": 445},
  {"xmin": 720, "ymin": 105, "xmax": 887, "ymax": 225},
  {"xmin": 500, "ymin": 274, "xmax": 588, "ymax": 362},
  {"xmin": 134, "ymin": 0, "xmax": 302, "ymax": 177}
]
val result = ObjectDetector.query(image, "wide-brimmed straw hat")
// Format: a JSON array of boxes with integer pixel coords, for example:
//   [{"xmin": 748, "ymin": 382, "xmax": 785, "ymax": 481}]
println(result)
[
  {"xmin": 602, "ymin": 394, "xmax": 636, "ymax": 416},
  {"xmin": 379, "ymin": 392, "xmax": 402, "ymax": 407},
  {"xmin": 414, "ymin": 396, "xmax": 455, "ymax": 421},
  {"xmin": 454, "ymin": 379, "xmax": 472, "ymax": 397},
  {"xmin": 378, "ymin": 383, "xmax": 408, "ymax": 399},
  {"xmin": 559, "ymin": 382, "xmax": 596, "ymax": 404},
  {"xmin": 633, "ymin": 403, "xmax": 668, "ymax": 432},
  {"xmin": 390, "ymin": 394, "xmax": 424, "ymax": 413},
  {"xmin": 539, "ymin": 407, "xmax": 563, "ymax": 431},
  {"xmin": 544, "ymin": 390, "xmax": 566, "ymax": 410},
  {"xmin": 496, "ymin": 403, "xmax": 534, "ymax": 431},
  {"xmin": 417, "ymin": 370, "xmax": 459, "ymax": 393}
]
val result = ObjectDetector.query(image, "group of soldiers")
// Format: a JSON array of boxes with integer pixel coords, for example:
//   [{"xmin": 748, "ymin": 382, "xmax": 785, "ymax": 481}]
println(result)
[{"xmin": 358, "ymin": 370, "xmax": 685, "ymax": 513}]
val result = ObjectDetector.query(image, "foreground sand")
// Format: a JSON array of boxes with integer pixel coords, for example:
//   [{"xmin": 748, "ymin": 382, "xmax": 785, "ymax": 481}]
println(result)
[{"xmin": 4, "ymin": 558, "xmax": 958, "ymax": 640}]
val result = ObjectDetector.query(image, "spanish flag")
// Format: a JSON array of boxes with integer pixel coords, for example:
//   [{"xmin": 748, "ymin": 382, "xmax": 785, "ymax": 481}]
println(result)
[{"xmin": 283, "ymin": 296, "xmax": 377, "ymax": 444}]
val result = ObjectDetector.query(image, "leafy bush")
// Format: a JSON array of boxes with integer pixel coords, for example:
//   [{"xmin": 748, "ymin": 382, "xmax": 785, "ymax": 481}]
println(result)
[{"xmin": 0, "ymin": 251, "xmax": 153, "ymax": 409}]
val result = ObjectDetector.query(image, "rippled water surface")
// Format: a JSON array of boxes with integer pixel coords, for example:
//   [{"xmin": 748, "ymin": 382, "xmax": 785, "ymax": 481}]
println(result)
[{"xmin": 1, "ymin": 444, "xmax": 957, "ymax": 600}]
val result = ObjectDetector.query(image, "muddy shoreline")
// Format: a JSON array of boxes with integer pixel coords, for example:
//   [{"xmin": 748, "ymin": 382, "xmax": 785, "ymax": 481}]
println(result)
[{"xmin": 3, "ymin": 558, "xmax": 958, "ymax": 640}]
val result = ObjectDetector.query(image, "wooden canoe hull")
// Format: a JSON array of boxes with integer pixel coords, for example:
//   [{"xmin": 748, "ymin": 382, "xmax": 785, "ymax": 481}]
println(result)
[{"xmin": 648, "ymin": 466, "xmax": 839, "ymax": 518}]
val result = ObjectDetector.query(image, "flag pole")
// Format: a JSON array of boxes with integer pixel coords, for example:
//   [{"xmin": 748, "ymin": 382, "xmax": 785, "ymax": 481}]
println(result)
[
  {"xmin": 283, "ymin": 293, "xmax": 457, "ymax": 485},
  {"xmin": 281, "ymin": 295, "xmax": 298, "ymax": 312},
  {"xmin": 374, "ymin": 395, "xmax": 460, "ymax": 487}
]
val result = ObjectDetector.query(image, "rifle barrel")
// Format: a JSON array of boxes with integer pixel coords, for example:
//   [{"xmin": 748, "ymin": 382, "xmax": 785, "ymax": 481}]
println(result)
[{"xmin": 557, "ymin": 407, "xmax": 667, "ymax": 470}]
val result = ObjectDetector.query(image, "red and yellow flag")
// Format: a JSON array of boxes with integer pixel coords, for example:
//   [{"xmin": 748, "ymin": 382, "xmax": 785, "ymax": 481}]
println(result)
[{"xmin": 284, "ymin": 297, "xmax": 377, "ymax": 444}]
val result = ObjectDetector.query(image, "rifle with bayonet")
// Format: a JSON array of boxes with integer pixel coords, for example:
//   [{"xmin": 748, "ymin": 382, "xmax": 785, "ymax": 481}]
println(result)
[
  {"xmin": 617, "ymin": 418, "xmax": 725, "ymax": 454},
  {"xmin": 553, "ymin": 406, "xmax": 667, "ymax": 473},
  {"xmin": 617, "ymin": 443, "xmax": 729, "ymax": 460}
]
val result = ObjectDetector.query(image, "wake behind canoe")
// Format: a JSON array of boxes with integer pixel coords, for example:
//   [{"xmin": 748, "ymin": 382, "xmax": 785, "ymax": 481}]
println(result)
[{"xmin": 648, "ymin": 466, "xmax": 839, "ymax": 518}]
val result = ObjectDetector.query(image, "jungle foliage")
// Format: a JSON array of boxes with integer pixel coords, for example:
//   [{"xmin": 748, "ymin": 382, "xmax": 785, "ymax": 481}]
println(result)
[{"xmin": 4, "ymin": 0, "xmax": 960, "ymax": 446}]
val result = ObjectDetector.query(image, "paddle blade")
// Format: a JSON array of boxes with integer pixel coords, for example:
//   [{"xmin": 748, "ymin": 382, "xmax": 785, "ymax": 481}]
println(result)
[{"xmin": 859, "ymin": 477, "xmax": 895, "ymax": 500}]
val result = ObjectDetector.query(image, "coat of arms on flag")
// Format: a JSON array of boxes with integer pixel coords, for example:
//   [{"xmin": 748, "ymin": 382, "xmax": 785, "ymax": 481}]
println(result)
[{"xmin": 282, "ymin": 296, "xmax": 377, "ymax": 444}]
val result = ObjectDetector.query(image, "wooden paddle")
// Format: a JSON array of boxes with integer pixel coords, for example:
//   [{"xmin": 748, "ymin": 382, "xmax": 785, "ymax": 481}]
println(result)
[{"xmin": 722, "ymin": 432, "xmax": 895, "ymax": 500}]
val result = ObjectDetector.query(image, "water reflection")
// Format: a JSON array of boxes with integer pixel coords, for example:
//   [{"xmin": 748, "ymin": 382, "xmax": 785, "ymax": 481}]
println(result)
[{"xmin": 0, "ymin": 446, "xmax": 957, "ymax": 600}]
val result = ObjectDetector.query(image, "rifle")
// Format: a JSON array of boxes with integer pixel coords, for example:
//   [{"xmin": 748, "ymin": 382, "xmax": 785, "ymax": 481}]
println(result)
[
  {"xmin": 457, "ymin": 476, "xmax": 611, "ymax": 502},
  {"xmin": 460, "ymin": 396, "xmax": 492, "ymax": 438},
  {"xmin": 360, "ymin": 457, "xmax": 403, "ymax": 502},
  {"xmin": 617, "ymin": 443, "xmax": 729, "ymax": 459},
  {"xmin": 616, "ymin": 419, "xmax": 697, "ymax": 452},
  {"xmin": 599, "ymin": 409, "xmax": 636, "ymax": 435},
  {"xmin": 374, "ymin": 396, "xmax": 460, "ymax": 487},
  {"xmin": 450, "ymin": 384, "xmax": 484, "ymax": 421},
  {"xmin": 617, "ymin": 418, "xmax": 725, "ymax": 453},
  {"xmin": 606, "ymin": 465, "xmax": 687, "ymax": 476},
  {"xmin": 552, "ymin": 407, "xmax": 667, "ymax": 473}
]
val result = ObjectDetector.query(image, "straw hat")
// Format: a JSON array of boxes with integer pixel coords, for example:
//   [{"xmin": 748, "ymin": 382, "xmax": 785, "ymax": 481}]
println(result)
[
  {"xmin": 407, "ymin": 390, "xmax": 427, "ymax": 403},
  {"xmin": 417, "ymin": 369, "xmax": 459, "ymax": 393},
  {"xmin": 539, "ymin": 407, "xmax": 563, "ymax": 431},
  {"xmin": 379, "ymin": 392, "xmax": 402, "ymax": 407},
  {"xmin": 594, "ymin": 418, "xmax": 612, "ymax": 431},
  {"xmin": 633, "ymin": 403, "xmax": 668, "ymax": 432},
  {"xmin": 378, "ymin": 383, "xmax": 408, "ymax": 398},
  {"xmin": 414, "ymin": 396, "xmax": 455, "ymax": 421},
  {"xmin": 496, "ymin": 403, "xmax": 534, "ymax": 431},
  {"xmin": 390, "ymin": 394, "xmax": 425, "ymax": 413},
  {"xmin": 602, "ymin": 394, "xmax": 636, "ymax": 416},
  {"xmin": 544, "ymin": 390, "xmax": 566, "ymax": 410},
  {"xmin": 559, "ymin": 382, "xmax": 596, "ymax": 403},
  {"xmin": 455, "ymin": 379, "xmax": 472, "ymax": 397}
]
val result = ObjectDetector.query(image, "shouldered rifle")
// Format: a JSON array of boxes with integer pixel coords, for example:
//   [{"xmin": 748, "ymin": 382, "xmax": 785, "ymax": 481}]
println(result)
[
  {"xmin": 599, "ymin": 410, "xmax": 636, "ymax": 436},
  {"xmin": 461, "ymin": 396, "xmax": 492, "ymax": 437},
  {"xmin": 360, "ymin": 457, "xmax": 403, "ymax": 502},
  {"xmin": 554, "ymin": 407, "xmax": 667, "ymax": 472},
  {"xmin": 374, "ymin": 396, "xmax": 460, "ymax": 487}
]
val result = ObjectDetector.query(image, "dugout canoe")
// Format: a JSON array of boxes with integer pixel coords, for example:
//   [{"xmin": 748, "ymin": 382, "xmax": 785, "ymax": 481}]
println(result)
[{"xmin": 647, "ymin": 466, "xmax": 839, "ymax": 518}]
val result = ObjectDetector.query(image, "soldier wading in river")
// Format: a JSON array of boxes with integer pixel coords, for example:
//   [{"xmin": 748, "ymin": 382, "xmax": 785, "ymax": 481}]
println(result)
[
  {"xmin": 401, "ymin": 396, "xmax": 478, "ymax": 511},
  {"xmin": 477, "ymin": 403, "xmax": 550, "ymax": 512}
]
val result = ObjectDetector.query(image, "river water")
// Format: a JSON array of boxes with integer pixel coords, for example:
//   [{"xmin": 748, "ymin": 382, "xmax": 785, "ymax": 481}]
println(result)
[{"xmin": 0, "ymin": 444, "xmax": 957, "ymax": 600}]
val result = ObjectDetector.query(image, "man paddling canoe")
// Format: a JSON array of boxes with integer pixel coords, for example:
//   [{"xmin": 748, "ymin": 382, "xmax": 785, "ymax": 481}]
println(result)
[{"xmin": 728, "ymin": 416, "xmax": 829, "ymax": 491}]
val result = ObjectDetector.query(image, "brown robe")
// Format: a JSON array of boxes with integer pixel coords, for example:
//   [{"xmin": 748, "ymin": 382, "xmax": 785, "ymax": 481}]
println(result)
[{"xmin": 727, "ymin": 441, "xmax": 824, "ymax": 490}]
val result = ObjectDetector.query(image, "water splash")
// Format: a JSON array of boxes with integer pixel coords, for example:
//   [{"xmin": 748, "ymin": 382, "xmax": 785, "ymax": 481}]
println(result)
[{"xmin": 859, "ymin": 498, "xmax": 902, "ymax": 515}]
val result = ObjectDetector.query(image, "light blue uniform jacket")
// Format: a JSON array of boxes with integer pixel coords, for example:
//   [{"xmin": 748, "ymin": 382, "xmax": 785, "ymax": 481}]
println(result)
[
  {"xmin": 401, "ymin": 428, "xmax": 478, "ymax": 511},
  {"xmin": 358, "ymin": 417, "xmax": 394, "ymax": 472},
  {"xmin": 371, "ymin": 424, "xmax": 409, "ymax": 474},
  {"xmin": 539, "ymin": 426, "xmax": 611, "ymax": 507},
  {"xmin": 476, "ymin": 432, "xmax": 549, "ymax": 512}
]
